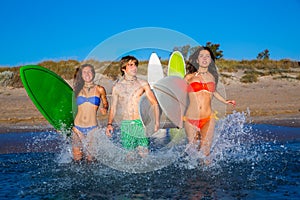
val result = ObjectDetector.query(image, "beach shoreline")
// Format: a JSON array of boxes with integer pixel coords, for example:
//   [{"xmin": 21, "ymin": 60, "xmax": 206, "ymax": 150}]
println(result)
[
  {"xmin": 1, "ymin": 75, "xmax": 300, "ymax": 133},
  {"xmin": 1, "ymin": 115, "xmax": 299, "ymax": 134}
]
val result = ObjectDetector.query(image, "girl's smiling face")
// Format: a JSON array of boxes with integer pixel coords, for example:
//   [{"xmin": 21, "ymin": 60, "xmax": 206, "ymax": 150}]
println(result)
[{"xmin": 82, "ymin": 66, "xmax": 94, "ymax": 83}]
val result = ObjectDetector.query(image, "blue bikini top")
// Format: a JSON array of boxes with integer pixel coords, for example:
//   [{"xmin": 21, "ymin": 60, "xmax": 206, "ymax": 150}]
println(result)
[{"xmin": 76, "ymin": 96, "xmax": 101, "ymax": 106}]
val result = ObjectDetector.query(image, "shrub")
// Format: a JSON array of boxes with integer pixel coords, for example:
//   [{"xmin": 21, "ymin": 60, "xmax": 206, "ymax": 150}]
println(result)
[
  {"xmin": 0, "ymin": 71, "xmax": 14, "ymax": 87},
  {"xmin": 273, "ymin": 75, "xmax": 295, "ymax": 80},
  {"xmin": 240, "ymin": 73, "xmax": 258, "ymax": 83}
]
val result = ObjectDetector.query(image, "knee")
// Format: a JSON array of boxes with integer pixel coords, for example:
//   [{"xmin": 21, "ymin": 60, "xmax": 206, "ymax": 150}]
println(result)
[{"xmin": 72, "ymin": 147, "xmax": 83, "ymax": 161}]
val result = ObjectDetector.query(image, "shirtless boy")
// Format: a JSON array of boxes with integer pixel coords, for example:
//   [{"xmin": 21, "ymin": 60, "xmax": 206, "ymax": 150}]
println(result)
[{"xmin": 105, "ymin": 56, "xmax": 159, "ymax": 157}]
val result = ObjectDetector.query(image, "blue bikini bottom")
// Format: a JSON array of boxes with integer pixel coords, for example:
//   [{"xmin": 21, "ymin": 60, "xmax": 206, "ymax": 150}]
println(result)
[{"xmin": 74, "ymin": 125, "xmax": 98, "ymax": 135}]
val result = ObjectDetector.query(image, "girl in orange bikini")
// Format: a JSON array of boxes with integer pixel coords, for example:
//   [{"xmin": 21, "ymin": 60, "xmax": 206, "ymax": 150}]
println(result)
[{"xmin": 184, "ymin": 47, "xmax": 235, "ymax": 158}]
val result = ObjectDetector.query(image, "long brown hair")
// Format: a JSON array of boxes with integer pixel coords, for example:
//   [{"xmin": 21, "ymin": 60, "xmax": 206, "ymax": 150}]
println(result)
[
  {"xmin": 73, "ymin": 64, "xmax": 95, "ymax": 97},
  {"xmin": 186, "ymin": 46, "xmax": 219, "ymax": 84}
]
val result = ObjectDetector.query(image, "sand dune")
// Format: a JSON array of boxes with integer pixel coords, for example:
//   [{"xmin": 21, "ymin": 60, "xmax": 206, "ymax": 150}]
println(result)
[{"xmin": 0, "ymin": 75, "xmax": 299, "ymax": 133}]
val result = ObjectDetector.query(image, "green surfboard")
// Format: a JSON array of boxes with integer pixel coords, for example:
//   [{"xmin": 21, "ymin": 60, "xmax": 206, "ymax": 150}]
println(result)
[
  {"xmin": 20, "ymin": 65, "xmax": 76, "ymax": 133},
  {"xmin": 167, "ymin": 51, "xmax": 186, "ymax": 78}
]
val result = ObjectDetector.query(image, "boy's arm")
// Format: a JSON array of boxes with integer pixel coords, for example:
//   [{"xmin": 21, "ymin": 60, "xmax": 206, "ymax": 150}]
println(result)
[
  {"xmin": 144, "ymin": 83, "xmax": 160, "ymax": 132},
  {"xmin": 106, "ymin": 86, "xmax": 118, "ymax": 136}
]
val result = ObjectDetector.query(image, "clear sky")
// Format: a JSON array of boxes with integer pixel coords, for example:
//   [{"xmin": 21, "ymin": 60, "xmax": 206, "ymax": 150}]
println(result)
[{"xmin": 1, "ymin": 0, "xmax": 299, "ymax": 67}]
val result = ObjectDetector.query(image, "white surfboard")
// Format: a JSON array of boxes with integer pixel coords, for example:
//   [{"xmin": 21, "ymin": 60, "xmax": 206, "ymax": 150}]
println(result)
[
  {"xmin": 139, "ymin": 93, "xmax": 176, "ymax": 136},
  {"xmin": 147, "ymin": 52, "xmax": 164, "ymax": 88},
  {"xmin": 152, "ymin": 76, "xmax": 188, "ymax": 129},
  {"xmin": 139, "ymin": 76, "xmax": 188, "ymax": 134}
]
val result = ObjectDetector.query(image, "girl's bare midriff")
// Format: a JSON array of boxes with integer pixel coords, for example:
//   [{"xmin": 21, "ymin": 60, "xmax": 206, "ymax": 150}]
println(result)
[
  {"xmin": 185, "ymin": 91, "xmax": 213, "ymax": 120},
  {"xmin": 74, "ymin": 103, "xmax": 98, "ymax": 127}
]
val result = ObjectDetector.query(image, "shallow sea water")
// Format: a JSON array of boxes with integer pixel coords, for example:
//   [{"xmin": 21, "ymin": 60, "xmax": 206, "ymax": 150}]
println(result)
[{"xmin": 0, "ymin": 113, "xmax": 299, "ymax": 199}]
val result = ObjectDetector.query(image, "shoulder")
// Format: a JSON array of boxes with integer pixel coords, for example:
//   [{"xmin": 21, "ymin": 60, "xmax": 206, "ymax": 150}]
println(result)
[
  {"xmin": 207, "ymin": 72, "xmax": 216, "ymax": 82},
  {"xmin": 111, "ymin": 81, "xmax": 122, "ymax": 94},
  {"xmin": 96, "ymin": 85, "xmax": 106, "ymax": 93},
  {"xmin": 184, "ymin": 73, "xmax": 194, "ymax": 82},
  {"xmin": 137, "ymin": 79, "xmax": 149, "ymax": 87},
  {"xmin": 137, "ymin": 78, "xmax": 147, "ymax": 84},
  {"xmin": 112, "ymin": 80, "xmax": 122, "ymax": 89}
]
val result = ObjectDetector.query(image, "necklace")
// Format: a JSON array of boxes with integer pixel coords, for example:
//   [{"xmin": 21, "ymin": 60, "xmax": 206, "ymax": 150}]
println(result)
[
  {"xmin": 124, "ymin": 75, "xmax": 137, "ymax": 82},
  {"xmin": 195, "ymin": 71, "xmax": 208, "ymax": 76},
  {"xmin": 84, "ymin": 83, "xmax": 95, "ymax": 92}
]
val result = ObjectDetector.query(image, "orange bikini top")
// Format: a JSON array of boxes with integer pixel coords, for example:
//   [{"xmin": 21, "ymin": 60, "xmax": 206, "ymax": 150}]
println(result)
[{"xmin": 187, "ymin": 81, "xmax": 215, "ymax": 93}]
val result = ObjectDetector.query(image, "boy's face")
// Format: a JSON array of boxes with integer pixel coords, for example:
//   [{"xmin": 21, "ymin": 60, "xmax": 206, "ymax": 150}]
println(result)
[{"xmin": 123, "ymin": 60, "xmax": 137, "ymax": 76}]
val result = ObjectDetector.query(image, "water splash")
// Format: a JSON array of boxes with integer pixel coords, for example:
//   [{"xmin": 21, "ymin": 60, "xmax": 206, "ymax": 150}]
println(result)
[
  {"xmin": 46, "ymin": 110, "xmax": 255, "ymax": 174},
  {"xmin": 26, "ymin": 110, "xmax": 288, "ymax": 176},
  {"xmin": 4, "ymin": 111, "xmax": 299, "ymax": 199},
  {"xmin": 212, "ymin": 109, "xmax": 254, "ymax": 162},
  {"xmin": 89, "ymin": 127, "xmax": 183, "ymax": 173},
  {"xmin": 174, "ymin": 109, "xmax": 285, "ymax": 174}
]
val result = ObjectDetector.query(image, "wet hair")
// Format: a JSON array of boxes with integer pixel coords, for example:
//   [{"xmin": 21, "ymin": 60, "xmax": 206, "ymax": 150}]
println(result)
[
  {"xmin": 186, "ymin": 46, "xmax": 219, "ymax": 84},
  {"xmin": 73, "ymin": 64, "xmax": 95, "ymax": 97},
  {"xmin": 119, "ymin": 55, "xmax": 139, "ymax": 76}
]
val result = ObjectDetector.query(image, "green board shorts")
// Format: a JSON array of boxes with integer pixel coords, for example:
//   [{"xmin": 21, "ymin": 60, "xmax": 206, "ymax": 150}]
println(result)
[{"xmin": 120, "ymin": 119, "xmax": 149, "ymax": 150}]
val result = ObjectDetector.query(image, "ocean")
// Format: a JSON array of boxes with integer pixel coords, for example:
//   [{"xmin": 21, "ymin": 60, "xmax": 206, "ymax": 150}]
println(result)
[{"xmin": 0, "ymin": 113, "xmax": 299, "ymax": 199}]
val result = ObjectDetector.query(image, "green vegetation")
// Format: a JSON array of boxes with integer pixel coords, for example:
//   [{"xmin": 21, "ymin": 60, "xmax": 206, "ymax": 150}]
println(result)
[
  {"xmin": 206, "ymin": 42, "xmax": 223, "ymax": 59},
  {"xmin": 38, "ymin": 60, "xmax": 80, "ymax": 79},
  {"xmin": 0, "ymin": 57, "xmax": 299, "ymax": 87},
  {"xmin": 217, "ymin": 59, "xmax": 300, "ymax": 83},
  {"xmin": 240, "ymin": 73, "xmax": 258, "ymax": 83},
  {"xmin": 0, "ymin": 59, "xmax": 163, "ymax": 87},
  {"xmin": 172, "ymin": 43, "xmax": 299, "ymax": 83},
  {"xmin": 217, "ymin": 59, "xmax": 299, "ymax": 71},
  {"xmin": 81, "ymin": 59, "xmax": 150, "ymax": 79},
  {"xmin": 173, "ymin": 42, "xmax": 223, "ymax": 60},
  {"xmin": 257, "ymin": 49, "xmax": 270, "ymax": 60},
  {"xmin": 2, "ymin": 42, "xmax": 298, "ymax": 87}
]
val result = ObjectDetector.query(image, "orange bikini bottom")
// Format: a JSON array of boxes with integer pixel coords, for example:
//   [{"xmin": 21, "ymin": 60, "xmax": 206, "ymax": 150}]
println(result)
[
  {"xmin": 183, "ymin": 116, "xmax": 211, "ymax": 129},
  {"xmin": 183, "ymin": 113, "xmax": 218, "ymax": 129}
]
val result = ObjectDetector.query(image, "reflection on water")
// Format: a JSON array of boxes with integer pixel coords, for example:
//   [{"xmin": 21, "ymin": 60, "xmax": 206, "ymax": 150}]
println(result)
[{"xmin": 0, "ymin": 112, "xmax": 300, "ymax": 199}]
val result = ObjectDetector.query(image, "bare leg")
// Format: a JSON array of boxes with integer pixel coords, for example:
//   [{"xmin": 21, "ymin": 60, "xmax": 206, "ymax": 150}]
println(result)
[
  {"xmin": 137, "ymin": 146, "xmax": 149, "ymax": 158},
  {"xmin": 184, "ymin": 121, "xmax": 199, "ymax": 145},
  {"xmin": 86, "ymin": 131, "xmax": 95, "ymax": 162},
  {"xmin": 72, "ymin": 132, "xmax": 83, "ymax": 161},
  {"xmin": 199, "ymin": 118, "xmax": 215, "ymax": 157}
]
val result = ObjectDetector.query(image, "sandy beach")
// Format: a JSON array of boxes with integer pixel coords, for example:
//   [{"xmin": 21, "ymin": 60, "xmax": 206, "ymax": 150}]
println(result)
[{"xmin": 0, "ymin": 75, "xmax": 300, "ymax": 133}]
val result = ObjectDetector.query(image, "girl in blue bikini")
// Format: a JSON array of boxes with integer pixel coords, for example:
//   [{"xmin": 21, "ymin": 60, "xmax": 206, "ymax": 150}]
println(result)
[{"xmin": 72, "ymin": 64, "xmax": 109, "ymax": 161}]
